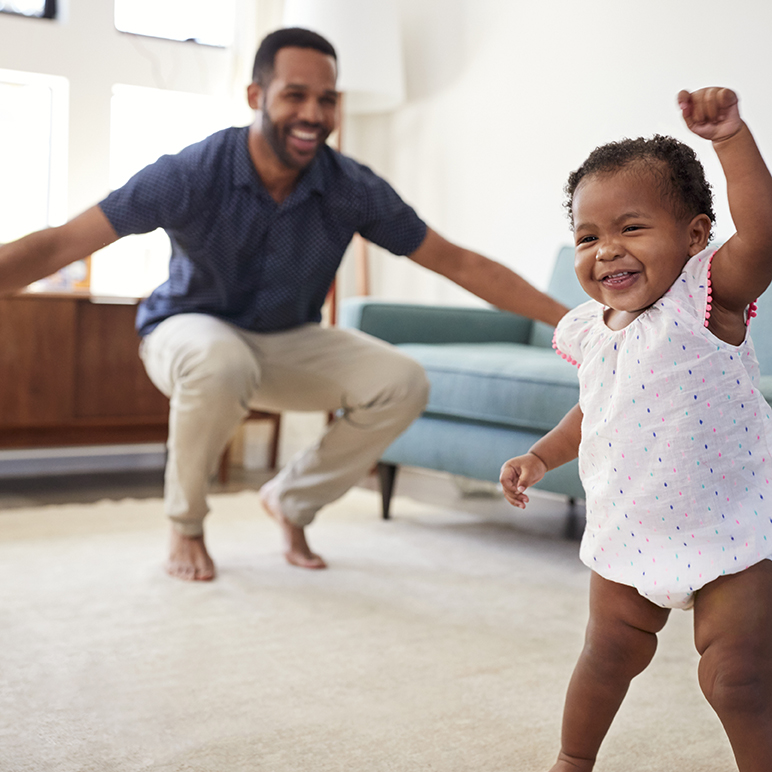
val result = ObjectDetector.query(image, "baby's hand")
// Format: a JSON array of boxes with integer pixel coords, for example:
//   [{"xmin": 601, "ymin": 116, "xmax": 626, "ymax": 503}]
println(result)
[
  {"xmin": 678, "ymin": 87, "xmax": 743, "ymax": 143},
  {"xmin": 499, "ymin": 453, "xmax": 547, "ymax": 509}
]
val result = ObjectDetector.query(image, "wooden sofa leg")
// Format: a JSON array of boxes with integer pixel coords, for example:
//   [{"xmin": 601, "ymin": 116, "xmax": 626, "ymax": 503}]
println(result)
[
  {"xmin": 377, "ymin": 462, "xmax": 398, "ymax": 520},
  {"xmin": 564, "ymin": 497, "xmax": 584, "ymax": 541}
]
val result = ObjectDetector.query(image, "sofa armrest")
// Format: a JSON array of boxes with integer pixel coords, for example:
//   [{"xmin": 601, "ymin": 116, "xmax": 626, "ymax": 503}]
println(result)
[{"xmin": 339, "ymin": 297, "xmax": 534, "ymax": 345}]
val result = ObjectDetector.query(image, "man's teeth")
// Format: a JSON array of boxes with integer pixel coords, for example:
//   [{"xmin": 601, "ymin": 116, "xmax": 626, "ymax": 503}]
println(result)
[{"xmin": 292, "ymin": 129, "xmax": 317, "ymax": 140}]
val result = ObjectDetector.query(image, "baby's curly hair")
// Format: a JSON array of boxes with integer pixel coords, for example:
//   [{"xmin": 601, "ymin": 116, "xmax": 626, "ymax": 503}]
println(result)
[{"xmin": 564, "ymin": 135, "xmax": 715, "ymax": 239}]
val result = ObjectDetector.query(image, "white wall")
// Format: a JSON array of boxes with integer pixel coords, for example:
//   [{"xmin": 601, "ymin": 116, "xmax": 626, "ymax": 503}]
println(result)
[{"xmin": 345, "ymin": 0, "xmax": 772, "ymax": 307}]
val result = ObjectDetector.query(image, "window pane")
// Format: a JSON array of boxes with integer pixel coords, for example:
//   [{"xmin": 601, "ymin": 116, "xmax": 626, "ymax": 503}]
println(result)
[
  {"xmin": 114, "ymin": 0, "xmax": 235, "ymax": 47},
  {"xmin": 90, "ymin": 85, "xmax": 237, "ymax": 297},
  {"xmin": 0, "ymin": 0, "xmax": 55, "ymax": 19},
  {"xmin": 109, "ymin": 84, "xmax": 236, "ymax": 189},
  {"xmin": 0, "ymin": 70, "xmax": 67, "ymax": 244}
]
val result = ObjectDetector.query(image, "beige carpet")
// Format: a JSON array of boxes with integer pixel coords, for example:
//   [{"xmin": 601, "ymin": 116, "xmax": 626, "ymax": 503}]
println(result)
[{"xmin": 0, "ymin": 487, "xmax": 736, "ymax": 772}]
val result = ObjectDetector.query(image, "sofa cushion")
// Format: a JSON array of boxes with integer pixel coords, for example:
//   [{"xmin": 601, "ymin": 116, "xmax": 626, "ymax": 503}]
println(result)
[
  {"xmin": 760, "ymin": 375, "xmax": 772, "ymax": 403},
  {"xmin": 398, "ymin": 341, "xmax": 580, "ymax": 433}
]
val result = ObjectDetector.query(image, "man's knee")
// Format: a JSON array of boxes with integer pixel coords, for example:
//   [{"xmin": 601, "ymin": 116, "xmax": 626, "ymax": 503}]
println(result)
[
  {"xmin": 375, "ymin": 353, "xmax": 430, "ymax": 418},
  {"xmin": 396, "ymin": 356, "xmax": 430, "ymax": 411}
]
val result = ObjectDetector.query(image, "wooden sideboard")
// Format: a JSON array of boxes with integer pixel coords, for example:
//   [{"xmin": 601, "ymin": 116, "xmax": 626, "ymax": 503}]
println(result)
[{"xmin": 0, "ymin": 292, "xmax": 169, "ymax": 449}]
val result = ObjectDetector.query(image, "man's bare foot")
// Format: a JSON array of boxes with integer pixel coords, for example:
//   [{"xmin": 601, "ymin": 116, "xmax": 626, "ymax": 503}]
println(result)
[
  {"xmin": 166, "ymin": 528, "xmax": 216, "ymax": 581},
  {"xmin": 260, "ymin": 484, "xmax": 327, "ymax": 570}
]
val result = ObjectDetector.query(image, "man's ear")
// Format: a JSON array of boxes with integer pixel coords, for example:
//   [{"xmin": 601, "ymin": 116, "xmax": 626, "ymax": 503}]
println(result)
[
  {"xmin": 247, "ymin": 82, "xmax": 263, "ymax": 111},
  {"xmin": 688, "ymin": 213, "xmax": 712, "ymax": 255}
]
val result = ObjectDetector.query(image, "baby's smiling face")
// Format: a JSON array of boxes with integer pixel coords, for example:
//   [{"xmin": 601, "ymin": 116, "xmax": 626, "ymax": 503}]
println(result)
[{"xmin": 572, "ymin": 166, "xmax": 708, "ymax": 329}]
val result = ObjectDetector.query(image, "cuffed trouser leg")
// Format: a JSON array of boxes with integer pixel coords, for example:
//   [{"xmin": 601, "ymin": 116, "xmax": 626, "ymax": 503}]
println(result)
[
  {"xmin": 241, "ymin": 325, "xmax": 430, "ymax": 527},
  {"xmin": 140, "ymin": 314, "xmax": 260, "ymax": 537}
]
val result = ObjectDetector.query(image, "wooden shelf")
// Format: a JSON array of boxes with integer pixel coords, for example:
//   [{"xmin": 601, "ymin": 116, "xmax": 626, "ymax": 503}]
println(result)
[{"xmin": 0, "ymin": 293, "xmax": 169, "ymax": 449}]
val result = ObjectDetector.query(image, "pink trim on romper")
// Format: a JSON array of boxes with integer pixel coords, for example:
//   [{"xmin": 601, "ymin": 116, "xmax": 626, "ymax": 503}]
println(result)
[
  {"xmin": 704, "ymin": 249, "xmax": 757, "ymax": 328},
  {"xmin": 553, "ymin": 329, "xmax": 579, "ymax": 367}
]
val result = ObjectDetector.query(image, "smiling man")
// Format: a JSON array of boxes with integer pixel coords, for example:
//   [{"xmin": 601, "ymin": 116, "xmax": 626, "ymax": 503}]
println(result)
[{"xmin": 0, "ymin": 28, "xmax": 568, "ymax": 581}]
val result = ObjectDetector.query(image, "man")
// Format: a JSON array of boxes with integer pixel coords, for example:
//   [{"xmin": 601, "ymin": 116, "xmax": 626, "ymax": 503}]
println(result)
[{"xmin": 0, "ymin": 28, "xmax": 568, "ymax": 581}]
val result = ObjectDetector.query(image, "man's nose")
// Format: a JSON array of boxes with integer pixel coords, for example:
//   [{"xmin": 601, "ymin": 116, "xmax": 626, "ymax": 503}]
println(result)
[{"xmin": 297, "ymin": 98, "xmax": 323, "ymax": 124}]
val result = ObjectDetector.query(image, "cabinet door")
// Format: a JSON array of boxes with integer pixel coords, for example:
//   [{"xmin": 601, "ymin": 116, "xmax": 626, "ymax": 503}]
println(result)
[
  {"xmin": 0, "ymin": 296, "xmax": 76, "ymax": 426},
  {"xmin": 74, "ymin": 300, "xmax": 169, "ymax": 419}
]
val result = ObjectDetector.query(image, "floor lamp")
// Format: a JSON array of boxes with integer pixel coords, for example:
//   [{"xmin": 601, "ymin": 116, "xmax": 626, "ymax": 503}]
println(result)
[{"xmin": 282, "ymin": 0, "xmax": 406, "ymax": 298}]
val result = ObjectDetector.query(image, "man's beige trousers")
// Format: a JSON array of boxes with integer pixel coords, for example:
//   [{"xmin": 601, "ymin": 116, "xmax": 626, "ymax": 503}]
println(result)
[{"xmin": 139, "ymin": 313, "xmax": 430, "ymax": 536}]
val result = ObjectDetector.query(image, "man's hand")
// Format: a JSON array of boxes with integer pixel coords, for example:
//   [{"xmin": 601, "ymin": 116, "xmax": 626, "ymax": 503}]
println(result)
[
  {"xmin": 678, "ymin": 87, "xmax": 743, "ymax": 143},
  {"xmin": 499, "ymin": 453, "xmax": 547, "ymax": 509}
]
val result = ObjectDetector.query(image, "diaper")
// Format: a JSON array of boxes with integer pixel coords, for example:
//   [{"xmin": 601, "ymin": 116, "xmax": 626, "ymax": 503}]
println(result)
[
  {"xmin": 640, "ymin": 556, "xmax": 772, "ymax": 610},
  {"xmin": 641, "ymin": 589, "xmax": 695, "ymax": 610}
]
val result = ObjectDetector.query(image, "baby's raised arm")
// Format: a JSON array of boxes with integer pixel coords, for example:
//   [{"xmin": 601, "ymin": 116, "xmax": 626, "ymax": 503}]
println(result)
[{"xmin": 679, "ymin": 88, "xmax": 772, "ymax": 341}]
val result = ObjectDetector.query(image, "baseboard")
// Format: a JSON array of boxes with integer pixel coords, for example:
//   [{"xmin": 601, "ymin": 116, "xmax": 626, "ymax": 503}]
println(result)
[{"xmin": 0, "ymin": 444, "xmax": 167, "ymax": 478}]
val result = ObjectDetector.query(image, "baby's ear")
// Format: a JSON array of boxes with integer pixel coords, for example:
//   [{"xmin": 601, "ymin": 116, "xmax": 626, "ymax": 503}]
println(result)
[{"xmin": 688, "ymin": 213, "xmax": 712, "ymax": 255}]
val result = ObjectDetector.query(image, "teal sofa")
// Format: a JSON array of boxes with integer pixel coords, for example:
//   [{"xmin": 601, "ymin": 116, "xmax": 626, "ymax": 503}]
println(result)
[{"xmin": 341, "ymin": 246, "xmax": 772, "ymax": 530}]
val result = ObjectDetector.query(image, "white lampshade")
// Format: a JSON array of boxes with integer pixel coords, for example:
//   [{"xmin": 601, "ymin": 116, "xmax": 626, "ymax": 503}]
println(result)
[{"xmin": 282, "ymin": 0, "xmax": 405, "ymax": 114}]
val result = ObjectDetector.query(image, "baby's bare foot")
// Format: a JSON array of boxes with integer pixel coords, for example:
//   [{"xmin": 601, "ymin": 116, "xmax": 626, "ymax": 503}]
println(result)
[
  {"xmin": 548, "ymin": 752, "xmax": 596, "ymax": 771},
  {"xmin": 260, "ymin": 484, "xmax": 326, "ymax": 570},
  {"xmin": 166, "ymin": 529, "xmax": 216, "ymax": 581}
]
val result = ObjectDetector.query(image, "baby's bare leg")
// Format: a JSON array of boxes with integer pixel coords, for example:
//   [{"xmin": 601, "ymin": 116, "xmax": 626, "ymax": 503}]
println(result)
[
  {"xmin": 549, "ymin": 573, "xmax": 670, "ymax": 772},
  {"xmin": 694, "ymin": 560, "xmax": 772, "ymax": 772}
]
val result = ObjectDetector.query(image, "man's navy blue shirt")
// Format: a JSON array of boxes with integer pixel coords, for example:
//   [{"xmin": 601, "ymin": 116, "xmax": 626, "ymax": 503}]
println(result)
[{"xmin": 99, "ymin": 126, "xmax": 427, "ymax": 336}]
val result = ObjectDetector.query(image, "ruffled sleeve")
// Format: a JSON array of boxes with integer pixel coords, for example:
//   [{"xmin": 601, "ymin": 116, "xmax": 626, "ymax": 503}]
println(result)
[
  {"xmin": 672, "ymin": 246, "xmax": 758, "ymax": 328},
  {"xmin": 552, "ymin": 299, "xmax": 599, "ymax": 368}
]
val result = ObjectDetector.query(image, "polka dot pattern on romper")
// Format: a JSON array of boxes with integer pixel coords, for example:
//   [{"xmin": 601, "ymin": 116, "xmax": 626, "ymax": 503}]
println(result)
[{"xmin": 554, "ymin": 248, "xmax": 772, "ymax": 604}]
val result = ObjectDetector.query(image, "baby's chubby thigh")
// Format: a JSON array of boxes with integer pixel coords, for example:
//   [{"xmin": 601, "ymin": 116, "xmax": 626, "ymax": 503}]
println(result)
[
  {"xmin": 585, "ymin": 572, "xmax": 671, "ymax": 678},
  {"xmin": 692, "ymin": 559, "xmax": 772, "ymax": 722}
]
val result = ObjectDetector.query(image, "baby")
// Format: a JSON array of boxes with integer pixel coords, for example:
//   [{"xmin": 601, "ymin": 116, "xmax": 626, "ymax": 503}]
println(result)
[{"xmin": 500, "ymin": 88, "xmax": 772, "ymax": 771}]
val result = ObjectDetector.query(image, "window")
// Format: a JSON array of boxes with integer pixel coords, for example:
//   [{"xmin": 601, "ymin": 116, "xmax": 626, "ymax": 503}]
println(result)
[
  {"xmin": 0, "ymin": 69, "xmax": 68, "ymax": 244},
  {"xmin": 89, "ymin": 84, "xmax": 237, "ymax": 297},
  {"xmin": 0, "ymin": 0, "xmax": 56, "ymax": 19},
  {"xmin": 114, "ymin": 0, "xmax": 235, "ymax": 48}
]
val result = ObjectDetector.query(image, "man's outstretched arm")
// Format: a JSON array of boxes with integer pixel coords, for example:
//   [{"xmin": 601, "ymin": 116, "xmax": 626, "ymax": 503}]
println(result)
[
  {"xmin": 0, "ymin": 205, "xmax": 119, "ymax": 296},
  {"xmin": 408, "ymin": 227, "xmax": 569, "ymax": 326}
]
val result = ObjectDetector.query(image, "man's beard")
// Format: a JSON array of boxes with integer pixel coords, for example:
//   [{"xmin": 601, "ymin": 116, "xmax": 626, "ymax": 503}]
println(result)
[{"xmin": 261, "ymin": 110, "xmax": 322, "ymax": 170}]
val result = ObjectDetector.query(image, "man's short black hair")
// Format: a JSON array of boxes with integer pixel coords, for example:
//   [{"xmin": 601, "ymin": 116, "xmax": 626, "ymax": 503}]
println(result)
[
  {"xmin": 252, "ymin": 27, "xmax": 337, "ymax": 88},
  {"xmin": 564, "ymin": 135, "xmax": 715, "ymax": 238}
]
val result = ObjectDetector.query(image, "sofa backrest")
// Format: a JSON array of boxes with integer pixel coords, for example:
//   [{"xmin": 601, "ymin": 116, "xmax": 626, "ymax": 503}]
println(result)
[
  {"xmin": 339, "ymin": 298, "xmax": 534, "ymax": 345},
  {"xmin": 529, "ymin": 246, "xmax": 588, "ymax": 349},
  {"xmin": 752, "ymin": 285, "xmax": 772, "ymax": 373}
]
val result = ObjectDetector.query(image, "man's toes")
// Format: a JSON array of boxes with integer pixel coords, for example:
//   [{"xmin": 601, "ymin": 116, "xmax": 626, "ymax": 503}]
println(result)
[
  {"xmin": 166, "ymin": 561, "xmax": 196, "ymax": 581},
  {"xmin": 194, "ymin": 564, "xmax": 216, "ymax": 581},
  {"xmin": 285, "ymin": 551, "xmax": 327, "ymax": 570}
]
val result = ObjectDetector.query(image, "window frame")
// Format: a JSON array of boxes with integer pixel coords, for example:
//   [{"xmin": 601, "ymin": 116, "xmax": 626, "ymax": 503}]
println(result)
[{"xmin": 0, "ymin": 0, "xmax": 56, "ymax": 20}]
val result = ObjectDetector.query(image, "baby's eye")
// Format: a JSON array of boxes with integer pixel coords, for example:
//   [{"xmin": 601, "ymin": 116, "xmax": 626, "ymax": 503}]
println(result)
[
  {"xmin": 577, "ymin": 235, "xmax": 597, "ymax": 244},
  {"xmin": 623, "ymin": 225, "xmax": 642, "ymax": 232}
]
